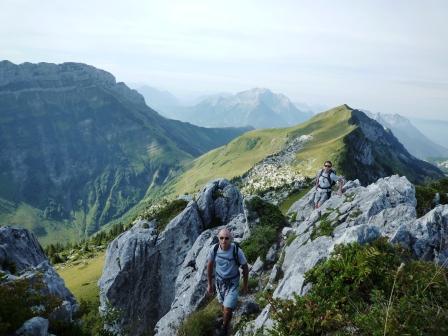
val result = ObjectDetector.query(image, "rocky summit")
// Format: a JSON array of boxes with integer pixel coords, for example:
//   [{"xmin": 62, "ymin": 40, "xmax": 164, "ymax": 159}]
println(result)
[
  {"xmin": 239, "ymin": 175, "xmax": 448, "ymax": 334},
  {"xmin": 97, "ymin": 174, "xmax": 448, "ymax": 335}
]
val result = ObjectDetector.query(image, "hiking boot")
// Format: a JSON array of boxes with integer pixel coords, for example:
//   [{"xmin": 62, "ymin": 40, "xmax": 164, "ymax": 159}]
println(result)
[{"xmin": 217, "ymin": 327, "xmax": 228, "ymax": 336}]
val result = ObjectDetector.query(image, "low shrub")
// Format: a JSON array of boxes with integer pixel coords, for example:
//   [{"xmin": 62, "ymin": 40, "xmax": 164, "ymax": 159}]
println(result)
[
  {"xmin": 178, "ymin": 298, "xmax": 221, "ymax": 336},
  {"xmin": 241, "ymin": 197, "xmax": 286, "ymax": 263},
  {"xmin": 415, "ymin": 178, "xmax": 448, "ymax": 216},
  {"xmin": 310, "ymin": 213, "xmax": 334, "ymax": 240},
  {"xmin": 268, "ymin": 238, "xmax": 448, "ymax": 335},
  {"xmin": 0, "ymin": 274, "xmax": 62, "ymax": 335},
  {"xmin": 142, "ymin": 199, "xmax": 188, "ymax": 232}
]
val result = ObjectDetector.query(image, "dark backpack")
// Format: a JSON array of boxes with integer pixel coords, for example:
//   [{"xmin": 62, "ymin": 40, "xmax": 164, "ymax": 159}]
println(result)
[{"xmin": 212, "ymin": 242, "xmax": 241, "ymax": 267}]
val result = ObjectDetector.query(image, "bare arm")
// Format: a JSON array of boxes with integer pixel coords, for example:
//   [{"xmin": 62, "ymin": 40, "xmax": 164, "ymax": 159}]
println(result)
[
  {"xmin": 207, "ymin": 260, "xmax": 214, "ymax": 295},
  {"xmin": 338, "ymin": 176, "xmax": 345, "ymax": 194}
]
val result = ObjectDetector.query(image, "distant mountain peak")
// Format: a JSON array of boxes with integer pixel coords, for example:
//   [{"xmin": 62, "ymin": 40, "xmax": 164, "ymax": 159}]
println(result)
[{"xmin": 362, "ymin": 110, "xmax": 448, "ymax": 160}]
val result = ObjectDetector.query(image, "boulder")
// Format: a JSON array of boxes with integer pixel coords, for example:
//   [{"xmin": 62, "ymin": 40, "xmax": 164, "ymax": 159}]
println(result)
[
  {"xmin": 15, "ymin": 317, "xmax": 49, "ymax": 336},
  {"xmin": 249, "ymin": 257, "xmax": 264, "ymax": 277},
  {"xmin": 0, "ymin": 227, "xmax": 47, "ymax": 272}
]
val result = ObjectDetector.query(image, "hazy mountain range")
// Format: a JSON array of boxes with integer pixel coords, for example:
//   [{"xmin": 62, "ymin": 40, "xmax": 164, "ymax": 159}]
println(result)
[
  {"xmin": 0, "ymin": 61, "xmax": 445, "ymax": 246},
  {"xmin": 135, "ymin": 86, "xmax": 314, "ymax": 129},
  {"xmin": 410, "ymin": 117, "xmax": 448, "ymax": 149},
  {"xmin": 135, "ymin": 85, "xmax": 448, "ymax": 161}
]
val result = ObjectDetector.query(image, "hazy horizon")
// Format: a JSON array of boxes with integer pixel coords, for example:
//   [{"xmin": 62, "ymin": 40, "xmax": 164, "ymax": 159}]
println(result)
[{"xmin": 2, "ymin": 0, "xmax": 447, "ymax": 120}]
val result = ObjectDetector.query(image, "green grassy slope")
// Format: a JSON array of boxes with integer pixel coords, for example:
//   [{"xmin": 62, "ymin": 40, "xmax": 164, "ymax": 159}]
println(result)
[
  {"xmin": 164, "ymin": 104, "xmax": 442, "ymax": 197},
  {"xmin": 0, "ymin": 199, "xmax": 79, "ymax": 246}
]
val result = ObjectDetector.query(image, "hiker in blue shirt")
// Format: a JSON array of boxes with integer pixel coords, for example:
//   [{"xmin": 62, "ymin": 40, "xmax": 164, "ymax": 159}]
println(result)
[
  {"xmin": 314, "ymin": 160, "xmax": 345, "ymax": 208},
  {"xmin": 207, "ymin": 228, "xmax": 249, "ymax": 336}
]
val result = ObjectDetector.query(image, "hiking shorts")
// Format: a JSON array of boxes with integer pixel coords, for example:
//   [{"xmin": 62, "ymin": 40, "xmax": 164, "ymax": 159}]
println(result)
[
  {"xmin": 314, "ymin": 188, "xmax": 330, "ymax": 207},
  {"xmin": 215, "ymin": 276, "xmax": 239, "ymax": 309}
]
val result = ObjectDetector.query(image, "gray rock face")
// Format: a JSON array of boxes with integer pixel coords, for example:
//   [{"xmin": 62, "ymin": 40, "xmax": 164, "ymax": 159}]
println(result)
[
  {"xmin": 98, "ymin": 202, "xmax": 203, "ymax": 335},
  {"xmin": 99, "ymin": 179, "xmax": 245, "ymax": 336},
  {"xmin": 15, "ymin": 317, "xmax": 49, "ymax": 336},
  {"xmin": 0, "ymin": 227, "xmax": 46, "ymax": 272},
  {"xmin": 246, "ymin": 175, "xmax": 432, "ymax": 333},
  {"xmin": 277, "ymin": 176, "xmax": 416, "ymax": 299},
  {"xmin": 197, "ymin": 179, "xmax": 244, "ymax": 228},
  {"xmin": 391, "ymin": 204, "xmax": 448, "ymax": 265}
]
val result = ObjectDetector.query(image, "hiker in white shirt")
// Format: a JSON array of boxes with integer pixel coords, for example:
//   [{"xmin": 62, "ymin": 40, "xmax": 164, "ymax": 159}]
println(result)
[{"xmin": 314, "ymin": 160, "xmax": 345, "ymax": 209}]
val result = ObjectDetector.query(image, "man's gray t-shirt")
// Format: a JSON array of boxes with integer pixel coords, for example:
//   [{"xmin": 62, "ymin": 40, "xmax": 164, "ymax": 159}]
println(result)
[
  {"xmin": 317, "ymin": 170, "xmax": 340, "ymax": 189},
  {"xmin": 207, "ymin": 243, "xmax": 247, "ymax": 280}
]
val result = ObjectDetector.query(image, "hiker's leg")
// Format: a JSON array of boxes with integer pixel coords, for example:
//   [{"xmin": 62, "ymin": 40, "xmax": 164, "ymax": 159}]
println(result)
[
  {"xmin": 318, "ymin": 192, "xmax": 329, "ymax": 208},
  {"xmin": 221, "ymin": 279, "xmax": 239, "ymax": 333},
  {"xmin": 222, "ymin": 307, "xmax": 233, "ymax": 331},
  {"xmin": 314, "ymin": 190, "xmax": 321, "ymax": 209}
]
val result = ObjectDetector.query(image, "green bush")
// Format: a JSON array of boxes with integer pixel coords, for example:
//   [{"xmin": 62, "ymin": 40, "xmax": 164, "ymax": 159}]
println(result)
[
  {"xmin": 241, "ymin": 197, "xmax": 286, "ymax": 263},
  {"xmin": 310, "ymin": 213, "xmax": 334, "ymax": 240},
  {"xmin": 0, "ymin": 274, "xmax": 62, "ymax": 335},
  {"xmin": 416, "ymin": 178, "xmax": 448, "ymax": 217},
  {"xmin": 269, "ymin": 238, "xmax": 448, "ymax": 336},
  {"xmin": 144, "ymin": 199, "xmax": 188, "ymax": 231},
  {"xmin": 178, "ymin": 298, "xmax": 221, "ymax": 336}
]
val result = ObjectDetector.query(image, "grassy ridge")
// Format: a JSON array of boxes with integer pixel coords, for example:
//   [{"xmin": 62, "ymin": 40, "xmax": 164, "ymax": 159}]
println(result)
[{"xmin": 169, "ymin": 105, "xmax": 355, "ymax": 196}]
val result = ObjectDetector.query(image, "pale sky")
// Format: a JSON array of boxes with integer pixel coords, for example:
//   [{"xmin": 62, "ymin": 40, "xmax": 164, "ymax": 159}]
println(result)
[{"xmin": 1, "ymin": 0, "xmax": 447, "ymax": 119}]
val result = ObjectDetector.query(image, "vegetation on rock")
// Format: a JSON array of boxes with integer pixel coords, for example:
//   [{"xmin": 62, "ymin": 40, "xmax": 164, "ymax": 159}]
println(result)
[
  {"xmin": 415, "ymin": 178, "xmax": 448, "ymax": 216},
  {"xmin": 241, "ymin": 197, "xmax": 286, "ymax": 263},
  {"xmin": 269, "ymin": 238, "xmax": 448, "ymax": 335},
  {"xmin": 140, "ymin": 199, "xmax": 189, "ymax": 231},
  {"xmin": 177, "ymin": 298, "xmax": 221, "ymax": 336},
  {"xmin": 0, "ymin": 274, "xmax": 61, "ymax": 335}
]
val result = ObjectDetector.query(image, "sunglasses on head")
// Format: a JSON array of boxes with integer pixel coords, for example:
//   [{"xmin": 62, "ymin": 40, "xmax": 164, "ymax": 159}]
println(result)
[{"xmin": 219, "ymin": 236, "xmax": 230, "ymax": 240}]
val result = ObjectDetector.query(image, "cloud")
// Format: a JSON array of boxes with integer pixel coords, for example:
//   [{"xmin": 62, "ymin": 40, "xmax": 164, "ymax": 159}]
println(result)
[{"xmin": 1, "ymin": 0, "xmax": 447, "ymax": 119}]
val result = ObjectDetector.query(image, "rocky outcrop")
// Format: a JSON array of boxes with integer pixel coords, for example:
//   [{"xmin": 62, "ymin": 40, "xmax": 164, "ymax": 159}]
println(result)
[
  {"xmin": 15, "ymin": 317, "xmax": 49, "ymax": 336},
  {"xmin": 241, "ymin": 175, "xmax": 448, "ymax": 334},
  {"xmin": 0, "ymin": 226, "xmax": 77, "ymax": 333},
  {"xmin": 0, "ymin": 227, "xmax": 47, "ymax": 271},
  {"xmin": 391, "ymin": 204, "xmax": 448, "ymax": 265},
  {"xmin": 99, "ymin": 178, "xmax": 245, "ymax": 335},
  {"xmin": 98, "ymin": 202, "xmax": 203, "ymax": 335},
  {"xmin": 197, "ymin": 179, "xmax": 244, "ymax": 228}
]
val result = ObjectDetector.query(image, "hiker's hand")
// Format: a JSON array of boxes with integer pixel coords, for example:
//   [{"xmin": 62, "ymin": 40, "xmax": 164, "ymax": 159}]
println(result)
[{"xmin": 207, "ymin": 283, "xmax": 214, "ymax": 295}]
